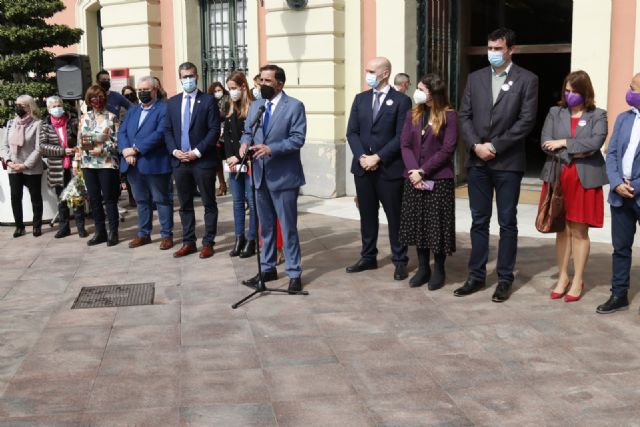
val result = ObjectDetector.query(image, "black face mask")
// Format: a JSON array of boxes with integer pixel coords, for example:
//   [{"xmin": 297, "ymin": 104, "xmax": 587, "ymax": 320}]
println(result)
[
  {"xmin": 99, "ymin": 80, "xmax": 111, "ymax": 91},
  {"xmin": 260, "ymin": 84, "xmax": 276, "ymax": 100},
  {"xmin": 137, "ymin": 91, "xmax": 152, "ymax": 104},
  {"xmin": 15, "ymin": 106, "xmax": 27, "ymax": 118},
  {"xmin": 125, "ymin": 93, "xmax": 138, "ymax": 103}
]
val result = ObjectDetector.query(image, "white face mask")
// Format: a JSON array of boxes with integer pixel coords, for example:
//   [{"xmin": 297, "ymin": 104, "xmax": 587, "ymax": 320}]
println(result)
[
  {"xmin": 413, "ymin": 88, "xmax": 430, "ymax": 105},
  {"xmin": 229, "ymin": 88, "xmax": 241, "ymax": 102},
  {"xmin": 214, "ymin": 91, "xmax": 224, "ymax": 100},
  {"xmin": 49, "ymin": 107, "xmax": 65, "ymax": 118}
]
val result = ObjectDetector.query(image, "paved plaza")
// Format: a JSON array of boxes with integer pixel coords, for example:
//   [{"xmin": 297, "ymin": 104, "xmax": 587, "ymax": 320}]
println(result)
[{"xmin": 1, "ymin": 194, "xmax": 640, "ymax": 426}]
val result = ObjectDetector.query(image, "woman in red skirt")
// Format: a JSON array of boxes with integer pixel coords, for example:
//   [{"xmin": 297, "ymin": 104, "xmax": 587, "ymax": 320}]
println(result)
[{"xmin": 540, "ymin": 70, "xmax": 608, "ymax": 302}]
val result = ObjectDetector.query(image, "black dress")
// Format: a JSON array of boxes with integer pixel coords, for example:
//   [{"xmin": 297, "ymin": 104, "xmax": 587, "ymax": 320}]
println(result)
[{"xmin": 399, "ymin": 179, "xmax": 456, "ymax": 254}]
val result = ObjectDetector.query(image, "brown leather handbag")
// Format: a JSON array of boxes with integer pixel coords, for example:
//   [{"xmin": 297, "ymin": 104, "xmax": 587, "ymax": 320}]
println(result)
[{"xmin": 536, "ymin": 157, "xmax": 565, "ymax": 233}]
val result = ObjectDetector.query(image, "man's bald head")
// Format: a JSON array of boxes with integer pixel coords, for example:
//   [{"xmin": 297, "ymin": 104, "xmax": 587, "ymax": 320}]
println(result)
[{"xmin": 365, "ymin": 57, "xmax": 392, "ymax": 89}]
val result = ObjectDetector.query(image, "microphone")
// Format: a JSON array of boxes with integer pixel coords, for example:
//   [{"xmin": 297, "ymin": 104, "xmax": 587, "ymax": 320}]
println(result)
[{"xmin": 248, "ymin": 105, "xmax": 266, "ymax": 129}]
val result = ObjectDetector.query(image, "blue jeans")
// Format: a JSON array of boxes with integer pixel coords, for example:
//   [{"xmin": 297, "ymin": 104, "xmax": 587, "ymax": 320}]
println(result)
[
  {"xmin": 229, "ymin": 172, "xmax": 257, "ymax": 240},
  {"xmin": 610, "ymin": 198, "xmax": 640, "ymax": 297},
  {"xmin": 127, "ymin": 167, "xmax": 174, "ymax": 238},
  {"xmin": 467, "ymin": 166, "xmax": 523, "ymax": 283}
]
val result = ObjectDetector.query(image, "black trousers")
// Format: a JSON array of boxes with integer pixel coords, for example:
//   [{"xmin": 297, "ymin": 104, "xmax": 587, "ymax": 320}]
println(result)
[
  {"xmin": 8, "ymin": 173, "xmax": 42, "ymax": 228},
  {"xmin": 173, "ymin": 163, "xmax": 218, "ymax": 246},
  {"xmin": 467, "ymin": 166, "xmax": 523, "ymax": 283},
  {"xmin": 82, "ymin": 168, "xmax": 119, "ymax": 234},
  {"xmin": 55, "ymin": 169, "xmax": 85, "ymax": 230},
  {"xmin": 354, "ymin": 172, "xmax": 407, "ymax": 265}
]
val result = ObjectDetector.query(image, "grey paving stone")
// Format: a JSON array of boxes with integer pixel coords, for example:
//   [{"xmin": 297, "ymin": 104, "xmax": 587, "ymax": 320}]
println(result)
[
  {"xmin": 263, "ymin": 363, "xmax": 356, "ymax": 401},
  {"xmin": 273, "ymin": 396, "xmax": 375, "ymax": 427},
  {"xmin": 88, "ymin": 375, "xmax": 179, "ymax": 411},
  {"xmin": 179, "ymin": 368, "xmax": 269, "ymax": 406},
  {"xmin": 179, "ymin": 403, "xmax": 276, "ymax": 427},
  {"xmin": 255, "ymin": 337, "xmax": 338, "ymax": 367}
]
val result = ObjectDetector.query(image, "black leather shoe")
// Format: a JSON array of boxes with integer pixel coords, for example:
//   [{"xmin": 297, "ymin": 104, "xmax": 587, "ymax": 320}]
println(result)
[
  {"xmin": 394, "ymin": 264, "xmax": 408, "ymax": 281},
  {"xmin": 229, "ymin": 235, "xmax": 246, "ymax": 257},
  {"xmin": 107, "ymin": 232, "xmax": 119, "ymax": 247},
  {"xmin": 453, "ymin": 279, "xmax": 485, "ymax": 297},
  {"xmin": 77, "ymin": 227, "xmax": 88, "ymax": 238},
  {"xmin": 596, "ymin": 295, "xmax": 629, "ymax": 314},
  {"xmin": 87, "ymin": 232, "xmax": 108, "ymax": 246},
  {"xmin": 492, "ymin": 281, "xmax": 512, "ymax": 303},
  {"xmin": 288, "ymin": 277, "xmax": 302, "ymax": 293},
  {"xmin": 346, "ymin": 259, "xmax": 378, "ymax": 273},
  {"xmin": 13, "ymin": 227, "xmax": 26, "ymax": 238},
  {"xmin": 239, "ymin": 239, "xmax": 256, "ymax": 258},
  {"xmin": 54, "ymin": 227, "xmax": 71, "ymax": 239},
  {"xmin": 242, "ymin": 271, "xmax": 278, "ymax": 289},
  {"xmin": 32, "ymin": 226, "xmax": 42, "ymax": 237}
]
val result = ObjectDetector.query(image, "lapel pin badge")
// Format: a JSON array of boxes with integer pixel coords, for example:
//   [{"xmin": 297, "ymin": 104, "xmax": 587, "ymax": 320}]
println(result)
[
  {"xmin": 501, "ymin": 84, "xmax": 510, "ymax": 92},
  {"xmin": 578, "ymin": 119, "xmax": 587, "ymax": 127},
  {"xmin": 508, "ymin": 80, "xmax": 514, "ymax": 86},
  {"xmin": 386, "ymin": 99, "xmax": 393, "ymax": 106}
]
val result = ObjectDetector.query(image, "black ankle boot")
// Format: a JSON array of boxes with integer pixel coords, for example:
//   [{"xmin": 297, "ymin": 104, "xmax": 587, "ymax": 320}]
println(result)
[
  {"xmin": 87, "ymin": 231, "xmax": 107, "ymax": 246},
  {"xmin": 55, "ymin": 203, "xmax": 70, "ymax": 238},
  {"xmin": 75, "ymin": 210, "xmax": 88, "ymax": 238},
  {"xmin": 54, "ymin": 227, "xmax": 71, "ymax": 238},
  {"xmin": 428, "ymin": 252, "xmax": 446, "ymax": 291},
  {"xmin": 229, "ymin": 235, "xmax": 246, "ymax": 257},
  {"xmin": 239, "ymin": 239, "xmax": 256, "ymax": 258},
  {"xmin": 107, "ymin": 231, "xmax": 119, "ymax": 247},
  {"xmin": 409, "ymin": 248, "xmax": 430, "ymax": 288}
]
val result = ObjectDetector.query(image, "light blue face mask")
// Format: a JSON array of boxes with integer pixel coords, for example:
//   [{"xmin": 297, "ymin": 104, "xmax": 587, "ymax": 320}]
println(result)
[
  {"xmin": 49, "ymin": 107, "xmax": 65, "ymax": 118},
  {"xmin": 488, "ymin": 51, "xmax": 506, "ymax": 68},
  {"xmin": 365, "ymin": 72, "xmax": 379, "ymax": 88},
  {"xmin": 181, "ymin": 77, "xmax": 197, "ymax": 93},
  {"xmin": 252, "ymin": 87, "xmax": 262, "ymax": 100}
]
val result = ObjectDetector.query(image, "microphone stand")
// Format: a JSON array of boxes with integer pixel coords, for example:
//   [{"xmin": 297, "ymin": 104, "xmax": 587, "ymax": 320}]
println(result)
[{"xmin": 232, "ymin": 109, "xmax": 309, "ymax": 309}]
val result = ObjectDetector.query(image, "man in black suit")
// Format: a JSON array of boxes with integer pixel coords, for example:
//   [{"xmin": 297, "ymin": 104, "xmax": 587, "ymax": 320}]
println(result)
[
  {"xmin": 164, "ymin": 62, "xmax": 221, "ymax": 259},
  {"xmin": 346, "ymin": 57, "xmax": 413, "ymax": 280},
  {"xmin": 455, "ymin": 28, "xmax": 538, "ymax": 302}
]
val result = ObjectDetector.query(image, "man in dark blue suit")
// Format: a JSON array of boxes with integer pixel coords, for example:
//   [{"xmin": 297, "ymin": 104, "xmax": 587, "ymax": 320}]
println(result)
[
  {"xmin": 239, "ymin": 64, "xmax": 307, "ymax": 293},
  {"xmin": 598, "ymin": 73, "xmax": 640, "ymax": 314},
  {"xmin": 164, "ymin": 62, "xmax": 221, "ymax": 259},
  {"xmin": 346, "ymin": 57, "xmax": 413, "ymax": 280},
  {"xmin": 119, "ymin": 76, "xmax": 173, "ymax": 251}
]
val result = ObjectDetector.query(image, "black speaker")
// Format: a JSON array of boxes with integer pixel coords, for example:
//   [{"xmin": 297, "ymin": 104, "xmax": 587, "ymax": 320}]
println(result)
[{"xmin": 55, "ymin": 54, "xmax": 92, "ymax": 100}]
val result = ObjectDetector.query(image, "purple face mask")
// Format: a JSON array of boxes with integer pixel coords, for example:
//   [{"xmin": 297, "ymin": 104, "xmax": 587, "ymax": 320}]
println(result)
[
  {"xmin": 565, "ymin": 91, "xmax": 584, "ymax": 108},
  {"xmin": 626, "ymin": 89, "xmax": 640, "ymax": 108}
]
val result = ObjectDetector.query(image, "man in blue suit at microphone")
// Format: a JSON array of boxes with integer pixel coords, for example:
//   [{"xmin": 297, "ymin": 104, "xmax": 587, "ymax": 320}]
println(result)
[
  {"xmin": 239, "ymin": 64, "xmax": 307, "ymax": 293},
  {"xmin": 118, "ymin": 76, "xmax": 174, "ymax": 251}
]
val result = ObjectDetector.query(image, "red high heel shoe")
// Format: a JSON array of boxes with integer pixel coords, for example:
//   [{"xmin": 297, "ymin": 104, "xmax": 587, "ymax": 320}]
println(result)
[
  {"xmin": 564, "ymin": 283, "xmax": 584, "ymax": 302},
  {"xmin": 550, "ymin": 281, "xmax": 571, "ymax": 299}
]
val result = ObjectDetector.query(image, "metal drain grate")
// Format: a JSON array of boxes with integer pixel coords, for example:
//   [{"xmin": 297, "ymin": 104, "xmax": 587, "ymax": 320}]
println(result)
[{"xmin": 71, "ymin": 283, "xmax": 155, "ymax": 309}]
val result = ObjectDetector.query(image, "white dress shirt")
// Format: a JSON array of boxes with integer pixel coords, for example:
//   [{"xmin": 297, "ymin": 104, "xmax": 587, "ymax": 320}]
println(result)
[
  {"xmin": 173, "ymin": 91, "xmax": 201, "ymax": 158},
  {"xmin": 622, "ymin": 108, "xmax": 640, "ymax": 179}
]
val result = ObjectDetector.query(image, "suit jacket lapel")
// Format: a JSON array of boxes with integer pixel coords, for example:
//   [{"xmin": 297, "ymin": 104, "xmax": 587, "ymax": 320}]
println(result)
[
  {"xmin": 134, "ymin": 104, "xmax": 154, "ymax": 136},
  {"xmin": 265, "ymin": 94, "xmax": 286, "ymax": 138},
  {"xmin": 189, "ymin": 91, "xmax": 202, "ymax": 129},
  {"xmin": 373, "ymin": 87, "xmax": 395, "ymax": 126},
  {"xmin": 573, "ymin": 110, "xmax": 592, "ymax": 138},
  {"xmin": 559, "ymin": 107, "xmax": 572, "ymax": 137},
  {"xmin": 481, "ymin": 67, "xmax": 493, "ymax": 111},
  {"xmin": 493, "ymin": 65, "xmax": 518, "ymax": 109}
]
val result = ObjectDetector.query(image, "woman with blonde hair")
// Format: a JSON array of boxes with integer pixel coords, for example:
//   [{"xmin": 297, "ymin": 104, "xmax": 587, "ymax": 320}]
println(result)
[
  {"xmin": 223, "ymin": 70, "xmax": 257, "ymax": 257},
  {"xmin": 399, "ymin": 73, "xmax": 458, "ymax": 289},
  {"xmin": 0, "ymin": 95, "xmax": 44, "ymax": 238}
]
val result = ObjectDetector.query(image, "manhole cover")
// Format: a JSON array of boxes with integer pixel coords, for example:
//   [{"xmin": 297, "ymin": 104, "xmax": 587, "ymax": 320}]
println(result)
[{"xmin": 71, "ymin": 283, "xmax": 155, "ymax": 309}]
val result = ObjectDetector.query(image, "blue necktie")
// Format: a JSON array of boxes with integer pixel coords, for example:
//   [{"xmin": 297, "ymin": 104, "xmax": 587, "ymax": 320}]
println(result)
[
  {"xmin": 263, "ymin": 101, "xmax": 273, "ymax": 134},
  {"xmin": 181, "ymin": 95, "xmax": 191, "ymax": 151}
]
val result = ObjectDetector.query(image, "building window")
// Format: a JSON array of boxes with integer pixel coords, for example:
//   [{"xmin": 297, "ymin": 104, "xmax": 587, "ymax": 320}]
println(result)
[{"xmin": 201, "ymin": 0, "xmax": 248, "ymax": 88}]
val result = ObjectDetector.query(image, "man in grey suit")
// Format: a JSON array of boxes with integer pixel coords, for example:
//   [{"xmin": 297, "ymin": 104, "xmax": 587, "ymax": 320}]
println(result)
[
  {"xmin": 239, "ymin": 64, "xmax": 306, "ymax": 293},
  {"xmin": 455, "ymin": 27, "xmax": 539, "ymax": 302}
]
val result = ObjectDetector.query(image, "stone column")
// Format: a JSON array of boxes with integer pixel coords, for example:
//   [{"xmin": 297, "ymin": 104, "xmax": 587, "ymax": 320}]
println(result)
[
  {"xmin": 263, "ymin": 0, "xmax": 346, "ymax": 197},
  {"xmin": 99, "ymin": 0, "xmax": 164, "ymax": 83}
]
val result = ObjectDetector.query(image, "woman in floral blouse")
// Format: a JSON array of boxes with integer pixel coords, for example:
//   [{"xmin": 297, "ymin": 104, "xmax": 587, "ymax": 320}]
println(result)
[{"xmin": 79, "ymin": 85, "xmax": 120, "ymax": 246}]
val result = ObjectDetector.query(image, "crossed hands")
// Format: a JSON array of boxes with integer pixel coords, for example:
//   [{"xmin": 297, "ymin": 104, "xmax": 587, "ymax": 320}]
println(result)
[
  {"xmin": 408, "ymin": 169, "xmax": 423, "ymax": 190},
  {"xmin": 360, "ymin": 154, "xmax": 380, "ymax": 172},
  {"xmin": 616, "ymin": 179, "xmax": 635, "ymax": 199},
  {"xmin": 474, "ymin": 142, "xmax": 496, "ymax": 162},
  {"xmin": 174, "ymin": 150, "xmax": 198, "ymax": 163},
  {"xmin": 122, "ymin": 147, "xmax": 137, "ymax": 166}
]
